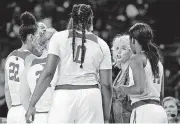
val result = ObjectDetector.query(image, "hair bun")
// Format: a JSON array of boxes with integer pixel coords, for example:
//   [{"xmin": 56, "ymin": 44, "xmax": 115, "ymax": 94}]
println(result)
[{"xmin": 20, "ymin": 11, "xmax": 36, "ymax": 26}]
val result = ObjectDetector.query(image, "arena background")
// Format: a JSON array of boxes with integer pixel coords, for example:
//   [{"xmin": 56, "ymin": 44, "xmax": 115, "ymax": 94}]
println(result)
[{"xmin": 0, "ymin": 0, "xmax": 180, "ymax": 122}]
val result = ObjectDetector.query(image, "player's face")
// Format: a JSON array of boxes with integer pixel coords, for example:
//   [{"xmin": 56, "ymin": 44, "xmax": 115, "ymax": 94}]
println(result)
[
  {"xmin": 39, "ymin": 29, "xmax": 54, "ymax": 51},
  {"xmin": 32, "ymin": 28, "xmax": 46, "ymax": 56},
  {"xmin": 164, "ymin": 100, "xmax": 178, "ymax": 121}
]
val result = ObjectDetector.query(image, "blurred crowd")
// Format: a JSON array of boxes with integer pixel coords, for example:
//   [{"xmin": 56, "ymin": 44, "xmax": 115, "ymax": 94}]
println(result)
[{"xmin": 0, "ymin": 0, "xmax": 180, "ymax": 121}]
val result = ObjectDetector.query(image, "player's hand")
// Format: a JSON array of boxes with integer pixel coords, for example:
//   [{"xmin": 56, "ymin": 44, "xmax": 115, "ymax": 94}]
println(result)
[
  {"xmin": 113, "ymin": 86, "xmax": 120, "ymax": 93},
  {"xmin": 113, "ymin": 85, "xmax": 124, "ymax": 94},
  {"xmin": 25, "ymin": 106, "xmax": 36, "ymax": 123}
]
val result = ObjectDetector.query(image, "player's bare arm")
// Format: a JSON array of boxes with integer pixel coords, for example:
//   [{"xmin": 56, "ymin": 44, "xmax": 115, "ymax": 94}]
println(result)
[
  {"xmin": 160, "ymin": 74, "xmax": 164, "ymax": 103},
  {"xmin": 4, "ymin": 69, "xmax": 12, "ymax": 109},
  {"xmin": 20, "ymin": 65, "xmax": 31, "ymax": 111},
  {"xmin": 115, "ymin": 54, "xmax": 146, "ymax": 95},
  {"xmin": 26, "ymin": 54, "xmax": 59, "ymax": 121},
  {"xmin": 28, "ymin": 54, "xmax": 59, "ymax": 108},
  {"xmin": 99, "ymin": 69, "xmax": 112, "ymax": 122}
]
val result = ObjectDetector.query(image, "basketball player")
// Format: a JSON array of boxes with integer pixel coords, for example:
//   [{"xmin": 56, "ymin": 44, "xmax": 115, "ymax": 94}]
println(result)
[
  {"xmin": 20, "ymin": 28, "xmax": 57, "ymax": 124},
  {"xmin": 4, "ymin": 12, "xmax": 44, "ymax": 124},
  {"xmin": 114, "ymin": 23, "xmax": 168, "ymax": 123},
  {"xmin": 25, "ymin": 4, "xmax": 112, "ymax": 123}
]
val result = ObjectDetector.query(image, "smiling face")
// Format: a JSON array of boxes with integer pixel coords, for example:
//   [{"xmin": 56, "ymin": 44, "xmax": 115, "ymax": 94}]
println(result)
[
  {"xmin": 112, "ymin": 35, "xmax": 132, "ymax": 65},
  {"xmin": 164, "ymin": 100, "xmax": 178, "ymax": 121}
]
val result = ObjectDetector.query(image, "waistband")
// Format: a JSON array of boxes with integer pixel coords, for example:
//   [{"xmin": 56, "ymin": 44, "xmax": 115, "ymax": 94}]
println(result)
[
  {"xmin": 36, "ymin": 111, "xmax": 48, "ymax": 114},
  {"xmin": 132, "ymin": 99, "xmax": 160, "ymax": 110},
  {"xmin": 55, "ymin": 84, "xmax": 99, "ymax": 90},
  {"xmin": 11, "ymin": 104, "xmax": 22, "ymax": 107}
]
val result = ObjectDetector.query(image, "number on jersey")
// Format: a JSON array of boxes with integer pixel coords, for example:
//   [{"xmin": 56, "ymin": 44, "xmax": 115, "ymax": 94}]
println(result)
[
  {"xmin": 153, "ymin": 75, "xmax": 160, "ymax": 84},
  {"xmin": 74, "ymin": 45, "xmax": 86, "ymax": 63},
  {"xmin": 35, "ymin": 64, "xmax": 45, "ymax": 83},
  {"xmin": 9, "ymin": 62, "xmax": 20, "ymax": 82},
  {"xmin": 35, "ymin": 64, "xmax": 51, "ymax": 87}
]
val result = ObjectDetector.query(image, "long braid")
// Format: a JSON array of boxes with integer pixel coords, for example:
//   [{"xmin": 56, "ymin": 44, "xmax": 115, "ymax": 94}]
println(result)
[
  {"xmin": 71, "ymin": 4, "xmax": 92, "ymax": 68},
  {"xmin": 79, "ymin": 5, "xmax": 91, "ymax": 68},
  {"xmin": 72, "ymin": 21, "xmax": 76, "ymax": 60},
  {"xmin": 80, "ymin": 21, "xmax": 86, "ymax": 68},
  {"xmin": 72, "ymin": 5, "xmax": 79, "ymax": 60}
]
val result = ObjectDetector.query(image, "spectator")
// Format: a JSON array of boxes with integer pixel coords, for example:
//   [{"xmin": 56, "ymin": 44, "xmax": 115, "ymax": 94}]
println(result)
[
  {"xmin": 33, "ymin": 4, "xmax": 43, "ymax": 21},
  {"xmin": 6, "ymin": 6, "xmax": 21, "ymax": 39},
  {"xmin": 162, "ymin": 96, "xmax": 180, "ymax": 123},
  {"xmin": 110, "ymin": 34, "xmax": 133, "ymax": 123},
  {"xmin": 0, "ymin": 58, "xmax": 8, "ymax": 118}
]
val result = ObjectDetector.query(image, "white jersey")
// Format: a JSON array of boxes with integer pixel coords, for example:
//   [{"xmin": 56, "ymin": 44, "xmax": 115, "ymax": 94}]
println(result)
[
  {"xmin": 48, "ymin": 30, "xmax": 112, "ymax": 85},
  {"xmin": 129, "ymin": 60, "xmax": 164, "ymax": 104},
  {"xmin": 5, "ymin": 49, "xmax": 32, "ymax": 105},
  {"xmin": 25, "ymin": 53, "xmax": 56, "ymax": 112}
]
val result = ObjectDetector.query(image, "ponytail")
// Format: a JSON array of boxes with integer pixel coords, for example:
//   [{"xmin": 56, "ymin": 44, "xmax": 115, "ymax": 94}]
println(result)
[
  {"xmin": 145, "ymin": 42, "xmax": 162, "ymax": 77},
  {"xmin": 129, "ymin": 23, "xmax": 162, "ymax": 77}
]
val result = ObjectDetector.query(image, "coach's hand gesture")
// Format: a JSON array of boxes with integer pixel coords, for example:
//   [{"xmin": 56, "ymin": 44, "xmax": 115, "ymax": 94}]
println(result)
[{"xmin": 25, "ymin": 106, "xmax": 36, "ymax": 123}]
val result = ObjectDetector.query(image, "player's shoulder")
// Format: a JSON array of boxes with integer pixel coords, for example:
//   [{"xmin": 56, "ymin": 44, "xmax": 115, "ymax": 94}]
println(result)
[
  {"xmin": 96, "ymin": 36, "xmax": 110, "ymax": 49},
  {"xmin": 5, "ymin": 50, "xmax": 17, "ymax": 66},
  {"xmin": 6, "ymin": 49, "xmax": 31, "ymax": 61},
  {"xmin": 129, "ymin": 53, "xmax": 146, "ymax": 67},
  {"xmin": 50, "ymin": 30, "xmax": 69, "ymax": 44},
  {"xmin": 24, "ymin": 53, "xmax": 37, "ymax": 66},
  {"xmin": 6, "ymin": 50, "xmax": 17, "ymax": 60},
  {"xmin": 97, "ymin": 36, "xmax": 106, "ymax": 44},
  {"xmin": 8, "ymin": 49, "xmax": 31, "ymax": 60},
  {"xmin": 53, "ymin": 30, "xmax": 69, "ymax": 38},
  {"xmin": 30, "ymin": 57, "xmax": 46, "ymax": 67}
]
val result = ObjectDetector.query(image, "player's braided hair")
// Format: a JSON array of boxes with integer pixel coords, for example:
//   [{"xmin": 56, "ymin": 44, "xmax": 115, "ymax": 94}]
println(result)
[
  {"xmin": 129, "ymin": 23, "xmax": 162, "ymax": 78},
  {"xmin": 71, "ymin": 4, "xmax": 92, "ymax": 68},
  {"xmin": 19, "ymin": 11, "xmax": 38, "ymax": 43}
]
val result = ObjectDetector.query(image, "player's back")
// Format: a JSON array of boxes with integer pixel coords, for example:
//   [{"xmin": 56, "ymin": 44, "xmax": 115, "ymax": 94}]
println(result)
[
  {"xmin": 27, "ymin": 54, "xmax": 55, "ymax": 112},
  {"xmin": 52, "ymin": 30, "xmax": 109, "ymax": 85},
  {"xmin": 5, "ymin": 49, "xmax": 32, "ymax": 106},
  {"xmin": 130, "ymin": 59, "xmax": 163, "ymax": 104}
]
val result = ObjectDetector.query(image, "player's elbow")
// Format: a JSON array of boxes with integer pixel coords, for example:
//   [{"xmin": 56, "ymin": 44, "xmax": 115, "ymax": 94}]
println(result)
[
  {"xmin": 45, "ymin": 71, "xmax": 54, "ymax": 81},
  {"xmin": 101, "ymin": 82, "xmax": 112, "ymax": 90},
  {"xmin": 129, "ymin": 86, "xmax": 144, "ymax": 95},
  {"xmin": 138, "ymin": 88, "xmax": 144, "ymax": 95},
  {"xmin": 101, "ymin": 83, "xmax": 113, "ymax": 95},
  {"xmin": 44, "ymin": 68, "xmax": 55, "ymax": 79}
]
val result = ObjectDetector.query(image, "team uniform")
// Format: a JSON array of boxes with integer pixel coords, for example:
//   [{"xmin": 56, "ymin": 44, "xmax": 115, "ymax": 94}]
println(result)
[
  {"xmin": 47, "ymin": 30, "xmax": 112, "ymax": 123},
  {"xmin": 21, "ymin": 52, "xmax": 57, "ymax": 124},
  {"xmin": 5, "ymin": 49, "xmax": 34, "ymax": 124},
  {"xmin": 129, "ymin": 59, "xmax": 168, "ymax": 123}
]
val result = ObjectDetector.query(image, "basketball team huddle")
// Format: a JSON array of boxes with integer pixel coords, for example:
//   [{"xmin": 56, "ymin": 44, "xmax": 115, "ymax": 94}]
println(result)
[{"xmin": 4, "ymin": 3, "xmax": 168, "ymax": 124}]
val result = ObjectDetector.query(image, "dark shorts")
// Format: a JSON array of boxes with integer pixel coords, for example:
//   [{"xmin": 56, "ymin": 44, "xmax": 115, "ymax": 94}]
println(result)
[{"xmin": 0, "ymin": 102, "xmax": 8, "ymax": 117}]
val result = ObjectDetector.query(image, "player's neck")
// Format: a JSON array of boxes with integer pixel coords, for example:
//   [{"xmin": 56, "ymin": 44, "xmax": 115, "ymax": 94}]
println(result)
[
  {"xmin": 136, "ymin": 45, "xmax": 143, "ymax": 54},
  {"xmin": 19, "ymin": 44, "xmax": 31, "ymax": 52}
]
